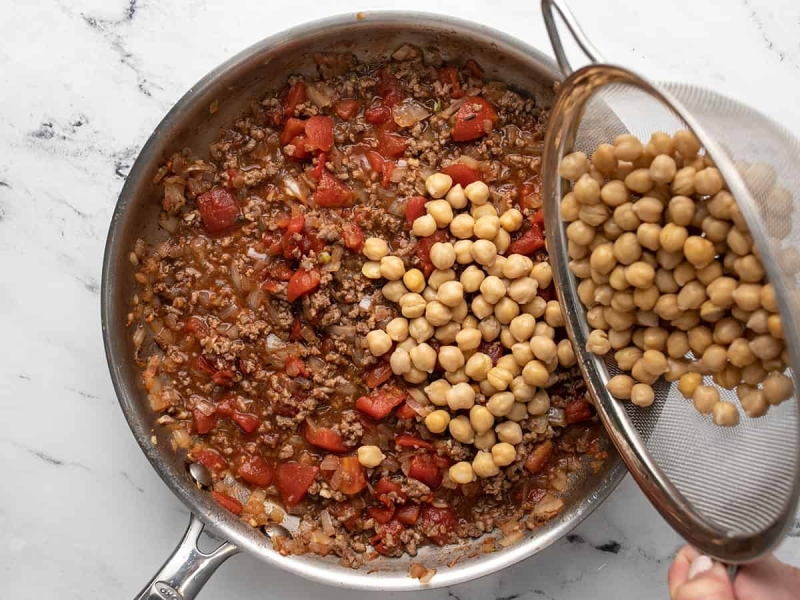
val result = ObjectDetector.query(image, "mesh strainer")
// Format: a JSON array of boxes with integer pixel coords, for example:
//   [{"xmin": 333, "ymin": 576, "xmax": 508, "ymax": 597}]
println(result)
[{"xmin": 540, "ymin": 0, "xmax": 800, "ymax": 563}]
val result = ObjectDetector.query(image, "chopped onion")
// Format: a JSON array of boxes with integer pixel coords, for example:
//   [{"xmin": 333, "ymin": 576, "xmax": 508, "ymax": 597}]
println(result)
[
  {"xmin": 409, "ymin": 563, "xmax": 436, "ymax": 584},
  {"xmin": 279, "ymin": 173, "xmax": 309, "ymax": 203},
  {"xmin": 392, "ymin": 44, "xmax": 419, "ymax": 61},
  {"xmin": 171, "ymin": 428, "xmax": 191, "ymax": 449},
  {"xmin": 548, "ymin": 407, "xmax": 567, "ymax": 427},
  {"xmin": 163, "ymin": 182, "xmax": 185, "ymax": 212},
  {"xmin": 321, "ymin": 245, "xmax": 343, "ymax": 272},
  {"xmin": 498, "ymin": 530, "xmax": 524, "ymax": 548},
  {"xmin": 333, "ymin": 380, "xmax": 358, "ymax": 398},
  {"xmin": 265, "ymin": 334, "xmax": 284, "ymax": 349},
  {"xmin": 326, "ymin": 324, "xmax": 356, "ymax": 339},
  {"xmin": 440, "ymin": 97, "xmax": 467, "ymax": 119},
  {"xmin": 393, "ymin": 100, "xmax": 430, "ymax": 128},
  {"xmin": 320, "ymin": 454, "xmax": 340, "ymax": 471},
  {"xmin": 307, "ymin": 356, "xmax": 326, "ymax": 373},
  {"xmin": 390, "ymin": 165, "xmax": 407, "ymax": 183},
  {"xmin": 223, "ymin": 474, "xmax": 251, "ymax": 504},
  {"xmin": 246, "ymin": 290, "xmax": 262, "ymax": 310},
  {"xmin": 218, "ymin": 303, "xmax": 239, "ymax": 321},
  {"xmin": 230, "ymin": 263, "xmax": 242, "ymax": 292},
  {"xmin": 359, "ymin": 296, "xmax": 373, "ymax": 311},
  {"xmin": 132, "ymin": 327, "xmax": 146, "ymax": 350},
  {"xmin": 247, "ymin": 247, "xmax": 267, "ymax": 261},
  {"xmin": 320, "ymin": 509, "xmax": 336, "ymax": 536},
  {"xmin": 387, "ymin": 196, "xmax": 410, "ymax": 217},
  {"xmin": 159, "ymin": 213, "xmax": 180, "ymax": 233},
  {"xmin": 306, "ymin": 82, "xmax": 336, "ymax": 108}
]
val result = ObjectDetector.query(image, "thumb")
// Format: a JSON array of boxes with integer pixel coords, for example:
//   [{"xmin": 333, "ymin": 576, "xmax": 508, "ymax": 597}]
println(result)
[{"xmin": 673, "ymin": 555, "xmax": 736, "ymax": 600}]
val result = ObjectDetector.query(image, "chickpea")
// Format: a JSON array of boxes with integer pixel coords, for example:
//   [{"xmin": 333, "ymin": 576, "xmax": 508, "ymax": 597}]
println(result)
[
  {"xmin": 490, "ymin": 423, "xmax": 523, "ymax": 450},
  {"xmin": 732, "ymin": 283, "xmax": 762, "ymax": 311},
  {"xmin": 663, "ymin": 331, "xmax": 689, "ymax": 359},
  {"xmin": 507, "ymin": 377, "xmax": 533, "ymax": 403},
  {"xmin": 541, "ymin": 301, "xmax": 563, "ymax": 328},
  {"xmin": 611, "ymin": 134, "xmax": 642, "ymax": 162},
  {"xmin": 397, "ymin": 337, "xmax": 418, "ymax": 353},
  {"xmin": 614, "ymin": 347, "xmax": 642, "ymax": 371},
  {"xmin": 585, "ymin": 329, "xmax": 611, "ymax": 355},
  {"xmin": 472, "ymin": 451, "xmax": 500, "ymax": 478},
  {"xmin": 727, "ymin": 228, "xmax": 752, "ymax": 256},
  {"xmin": 436, "ymin": 322, "xmax": 461, "ymax": 345},
  {"xmin": 380, "ymin": 319, "xmax": 408, "ymax": 345},
  {"xmin": 586, "ymin": 305, "xmax": 608, "ymax": 330},
  {"xmin": 734, "ymin": 255, "xmax": 765, "ymax": 284},
  {"xmin": 475, "ymin": 276, "xmax": 503, "ymax": 305},
  {"xmin": 631, "ymin": 197, "xmax": 662, "ymax": 224},
  {"xmin": 608, "ymin": 328, "xmax": 632, "ymax": 350},
  {"xmin": 497, "ymin": 355, "xmax": 522, "ymax": 377},
  {"xmin": 671, "ymin": 166, "xmax": 696, "ymax": 196},
  {"xmin": 570, "ymin": 258, "xmax": 591, "ymax": 279},
  {"xmin": 366, "ymin": 329, "xmax": 393, "ymax": 357},
  {"xmin": 572, "ymin": 174, "xmax": 599, "ymax": 206},
  {"xmin": 426, "ymin": 243, "xmax": 455, "ymax": 272},
  {"xmin": 704, "ymin": 277, "xmax": 736, "ymax": 309},
  {"xmin": 671, "ymin": 129, "xmax": 700, "ymax": 158},
  {"xmin": 489, "ymin": 442, "xmax": 516, "ymax": 467},
  {"xmin": 425, "ymin": 409, "xmax": 451, "ymax": 434},
  {"xmin": 763, "ymin": 372, "xmax": 793, "ymax": 406},
  {"xmin": 566, "ymin": 220, "xmax": 595, "ymax": 247},
  {"xmin": 610, "ymin": 232, "xmax": 641, "ymax": 266},
  {"xmin": 681, "ymin": 236, "xmax": 715, "ymax": 269},
  {"xmin": 589, "ymin": 243, "xmax": 616, "ymax": 275},
  {"xmin": 510, "ymin": 343, "xmax": 533, "ymax": 367},
  {"xmin": 705, "ymin": 190, "xmax": 734, "ymax": 221},
  {"xmin": 449, "ymin": 415, "xmax": 475, "ymax": 444},
  {"xmin": 362, "ymin": 261, "xmax": 382, "ymax": 279},
  {"xmin": 675, "ymin": 281, "xmax": 706, "ymax": 311},
  {"xmin": 634, "ymin": 223, "xmax": 661, "ymax": 253},
  {"xmin": 484, "ymin": 366, "xmax": 511, "ymax": 391},
  {"xmin": 438, "ymin": 346, "xmax": 465, "ymax": 372},
  {"xmin": 741, "ymin": 363, "xmax": 767, "ymax": 386},
  {"xmin": 425, "ymin": 173, "xmax": 453, "ymax": 198},
  {"xmin": 695, "ymin": 167, "xmax": 724, "ymax": 196},
  {"xmin": 424, "ymin": 379, "xmax": 452, "ymax": 407},
  {"xmin": 750, "ymin": 335, "xmax": 783, "ymax": 361},
  {"xmin": 495, "ymin": 297, "xmax": 520, "ymax": 324},
  {"xmin": 464, "ymin": 180, "xmax": 490, "ymax": 205},
  {"xmin": 663, "ymin": 357, "xmax": 690, "ymax": 382},
  {"xmin": 625, "ymin": 261, "xmax": 656, "ymax": 289},
  {"xmin": 527, "ymin": 337, "xmax": 555, "ymax": 365},
  {"xmin": 468, "ymin": 214, "xmax": 499, "ymax": 241},
  {"xmin": 450, "ymin": 213, "xmax": 476, "ymax": 240},
  {"xmin": 363, "ymin": 237, "xmax": 390, "ymax": 261},
  {"xmin": 631, "ymin": 287, "xmax": 658, "ymax": 312},
  {"xmin": 478, "ymin": 317, "xmax": 501, "ymax": 342},
  {"xmin": 740, "ymin": 387, "xmax": 769, "ymax": 418},
  {"xmin": 768, "ymin": 314, "xmax": 784, "ymax": 339},
  {"xmin": 629, "ymin": 383, "xmax": 654, "ymax": 407},
  {"xmin": 382, "ymin": 280, "xmax": 408, "ymax": 303},
  {"xmin": 560, "ymin": 192, "xmax": 582, "ymax": 222},
  {"xmin": 758, "ymin": 283, "xmax": 777, "ymax": 313},
  {"xmin": 471, "ymin": 295, "xmax": 494, "ymax": 320},
  {"xmin": 727, "ymin": 337, "xmax": 756, "ymax": 367},
  {"xmin": 423, "ymin": 301, "xmax": 451, "ymax": 327},
  {"xmin": 390, "ymin": 348, "xmax": 412, "ymax": 375},
  {"xmin": 625, "ymin": 168, "xmax": 654, "ymax": 194},
  {"xmin": 518, "ymin": 358, "xmax": 547, "ymax": 386},
  {"xmin": 494, "ymin": 208, "xmax": 523, "ymax": 233},
  {"xmin": 446, "ymin": 381, "xmax": 475, "ymax": 410},
  {"xmin": 410, "ymin": 343, "xmax": 437, "ymax": 373},
  {"xmin": 639, "ymin": 349, "xmax": 667, "ymax": 375},
  {"xmin": 409, "ymin": 316, "xmax": 434, "ymax": 342},
  {"xmin": 504, "ymin": 401, "xmax": 529, "ymax": 422},
  {"xmin": 505, "ymin": 313, "xmax": 534, "ymax": 341},
  {"xmin": 555, "ymin": 339, "xmax": 575, "ymax": 368},
  {"xmin": 631, "ymin": 359, "xmax": 659, "ymax": 384},
  {"xmin": 356, "ymin": 444, "xmax": 387, "ymax": 469},
  {"xmin": 559, "ymin": 151, "xmax": 589, "ymax": 181},
  {"xmin": 449, "ymin": 461, "xmax": 476, "ymax": 484},
  {"xmin": 453, "ymin": 329, "xmax": 480, "ymax": 354},
  {"xmin": 676, "ymin": 372, "xmax": 702, "ymax": 399},
  {"xmin": 614, "ymin": 203, "xmax": 641, "ymax": 232},
  {"xmin": 412, "ymin": 214, "xmax": 437, "ymax": 237},
  {"xmin": 523, "ymin": 296, "xmax": 548, "ymax": 319},
  {"xmin": 496, "ymin": 254, "xmax": 531, "ymax": 280},
  {"xmin": 700, "ymin": 344, "xmax": 727, "ymax": 372},
  {"xmin": 713, "ymin": 364, "xmax": 742, "ymax": 389},
  {"xmin": 576, "ymin": 278, "xmax": 596, "ymax": 307},
  {"xmin": 473, "ymin": 205, "xmax": 498, "ymax": 221},
  {"xmin": 471, "ymin": 239, "xmax": 498, "ymax": 266},
  {"xmin": 653, "ymin": 294, "xmax": 680, "ymax": 320},
  {"xmin": 495, "ymin": 228, "xmax": 513, "ymax": 255},
  {"xmin": 606, "ymin": 374, "xmax": 634, "ymax": 399},
  {"xmin": 709, "ymin": 401, "xmax": 740, "ymax": 427},
  {"xmin": 648, "ymin": 154, "xmax": 676, "ymax": 185},
  {"xmin": 442, "ymin": 182, "xmax": 467, "ymax": 209},
  {"xmin": 466, "ymin": 406, "xmax": 494, "ymax": 435},
  {"xmin": 639, "ymin": 327, "xmax": 667, "ymax": 352}
]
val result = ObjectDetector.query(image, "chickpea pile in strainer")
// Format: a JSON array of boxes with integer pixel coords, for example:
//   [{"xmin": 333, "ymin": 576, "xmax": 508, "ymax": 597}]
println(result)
[
  {"xmin": 359, "ymin": 172, "xmax": 579, "ymax": 484},
  {"xmin": 559, "ymin": 130, "xmax": 793, "ymax": 426}
]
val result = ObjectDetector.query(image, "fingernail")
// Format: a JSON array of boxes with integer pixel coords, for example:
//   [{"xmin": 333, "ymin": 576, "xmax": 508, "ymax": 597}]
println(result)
[{"xmin": 688, "ymin": 555, "xmax": 714, "ymax": 580}]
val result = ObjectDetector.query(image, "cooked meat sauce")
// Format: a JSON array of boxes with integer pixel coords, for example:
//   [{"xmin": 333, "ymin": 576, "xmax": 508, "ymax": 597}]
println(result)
[{"xmin": 130, "ymin": 46, "xmax": 606, "ymax": 568}]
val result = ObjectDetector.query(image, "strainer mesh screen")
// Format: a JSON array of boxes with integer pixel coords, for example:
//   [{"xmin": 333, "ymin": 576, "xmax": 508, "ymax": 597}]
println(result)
[{"xmin": 571, "ymin": 83, "xmax": 799, "ymax": 539}]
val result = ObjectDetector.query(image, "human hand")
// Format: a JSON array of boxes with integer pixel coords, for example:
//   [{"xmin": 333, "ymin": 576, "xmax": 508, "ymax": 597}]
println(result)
[{"xmin": 668, "ymin": 544, "xmax": 800, "ymax": 600}]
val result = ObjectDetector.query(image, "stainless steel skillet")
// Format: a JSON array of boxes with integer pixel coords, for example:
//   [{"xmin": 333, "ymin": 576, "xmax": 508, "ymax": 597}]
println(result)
[{"xmin": 101, "ymin": 11, "xmax": 626, "ymax": 597}]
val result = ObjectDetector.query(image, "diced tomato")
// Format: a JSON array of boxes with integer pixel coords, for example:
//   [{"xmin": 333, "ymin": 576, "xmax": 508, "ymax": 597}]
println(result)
[
  {"xmin": 283, "ymin": 81, "xmax": 307, "ymax": 118},
  {"xmin": 309, "ymin": 151, "xmax": 327, "ymax": 180},
  {"xmin": 330, "ymin": 501, "xmax": 358, "ymax": 531},
  {"xmin": 280, "ymin": 214, "xmax": 306, "ymax": 235},
  {"xmin": 377, "ymin": 129, "xmax": 408, "ymax": 158},
  {"xmin": 451, "ymin": 97, "xmax": 499, "ymax": 142},
  {"xmin": 261, "ymin": 280, "xmax": 280, "ymax": 293},
  {"xmin": 304, "ymin": 422, "xmax": 348, "ymax": 453},
  {"xmin": 212, "ymin": 369, "xmax": 235, "ymax": 387},
  {"xmin": 287, "ymin": 135, "xmax": 312, "ymax": 160},
  {"xmin": 342, "ymin": 222, "xmax": 365, "ymax": 252},
  {"xmin": 355, "ymin": 387, "xmax": 407, "ymax": 420},
  {"xmin": 565, "ymin": 398, "xmax": 594, "ymax": 424},
  {"xmin": 192, "ymin": 408, "xmax": 217, "ymax": 434},
  {"xmin": 366, "ymin": 150, "xmax": 385, "ymax": 173},
  {"xmin": 184, "ymin": 316, "xmax": 209, "ymax": 339},
  {"xmin": 465, "ymin": 58, "xmax": 484, "ymax": 79},
  {"xmin": 381, "ymin": 160, "xmax": 395, "ymax": 188},
  {"xmin": 437, "ymin": 66, "xmax": 464, "ymax": 98},
  {"xmin": 284, "ymin": 355, "xmax": 309, "ymax": 378},
  {"xmin": 419, "ymin": 504, "xmax": 459, "ymax": 545},
  {"xmin": 238, "ymin": 455, "xmax": 274, "ymax": 487},
  {"xmin": 287, "ymin": 268, "xmax": 321, "ymax": 302},
  {"xmin": 364, "ymin": 362, "xmax": 393, "ymax": 388},
  {"xmin": 365, "ymin": 105, "xmax": 391, "ymax": 125},
  {"xmin": 280, "ymin": 117, "xmax": 307, "ymax": 145},
  {"xmin": 304, "ymin": 115, "xmax": 334, "ymax": 152},
  {"xmin": 525, "ymin": 439, "xmax": 554, "ymax": 474},
  {"xmin": 290, "ymin": 317, "xmax": 303, "ymax": 342},
  {"xmin": 372, "ymin": 519, "xmax": 406, "ymax": 555},
  {"xmin": 312, "ymin": 170, "xmax": 354, "ymax": 208},
  {"xmin": 407, "ymin": 453, "xmax": 442, "ymax": 489},
  {"xmin": 231, "ymin": 411, "xmax": 260, "ymax": 433},
  {"xmin": 197, "ymin": 187, "xmax": 239, "ymax": 233},
  {"xmin": 334, "ymin": 456, "xmax": 367, "ymax": 495},
  {"xmin": 193, "ymin": 449, "xmax": 227, "ymax": 474},
  {"xmin": 531, "ymin": 209, "xmax": 545, "ymax": 225},
  {"xmin": 334, "ymin": 98, "xmax": 359, "ymax": 120},
  {"xmin": 368, "ymin": 504, "xmax": 396, "ymax": 524},
  {"xmin": 414, "ymin": 229, "xmax": 449, "ymax": 277},
  {"xmin": 519, "ymin": 179, "xmax": 543, "ymax": 210},
  {"xmin": 507, "ymin": 222, "xmax": 545, "ymax": 256},
  {"xmin": 276, "ymin": 463, "xmax": 319, "ymax": 507},
  {"xmin": 269, "ymin": 261, "xmax": 295, "ymax": 282},
  {"xmin": 442, "ymin": 163, "xmax": 481, "ymax": 187},
  {"xmin": 193, "ymin": 355, "xmax": 216, "ymax": 376},
  {"xmin": 394, "ymin": 402, "xmax": 417, "ymax": 420},
  {"xmin": 212, "ymin": 491, "xmax": 243, "ymax": 515},
  {"xmin": 478, "ymin": 340, "xmax": 505, "ymax": 365},
  {"xmin": 405, "ymin": 196, "xmax": 427, "ymax": 228},
  {"xmin": 396, "ymin": 503, "xmax": 420, "ymax": 525},
  {"xmin": 395, "ymin": 434, "xmax": 434, "ymax": 450},
  {"xmin": 374, "ymin": 477, "xmax": 406, "ymax": 503},
  {"xmin": 377, "ymin": 68, "xmax": 404, "ymax": 107}
]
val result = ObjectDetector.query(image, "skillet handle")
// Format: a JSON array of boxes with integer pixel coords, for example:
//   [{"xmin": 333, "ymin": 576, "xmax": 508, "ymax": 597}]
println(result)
[
  {"xmin": 541, "ymin": 0, "xmax": 605, "ymax": 77},
  {"xmin": 134, "ymin": 513, "xmax": 240, "ymax": 600}
]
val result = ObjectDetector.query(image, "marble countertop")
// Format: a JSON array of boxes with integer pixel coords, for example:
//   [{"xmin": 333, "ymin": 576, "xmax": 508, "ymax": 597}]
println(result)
[{"xmin": 1, "ymin": 0, "xmax": 799, "ymax": 597}]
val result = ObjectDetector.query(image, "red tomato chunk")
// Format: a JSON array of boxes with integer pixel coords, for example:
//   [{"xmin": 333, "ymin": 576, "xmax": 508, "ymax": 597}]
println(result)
[
  {"xmin": 197, "ymin": 187, "xmax": 239, "ymax": 233},
  {"xmin": 287, "ymin": 268, "xmax": 321, "ymax": 302},
  {"xmin": 356, "ymin": 387, "xmax": 407, "ymax": 420},
  {"xmin": 238, "ymin": 455, "xmax": 274, "ymax": 487},
  {"xmin": 452, "ymin": 97, "xmax": 498, "ymax": 142},
  {"xmin": 212, "ymin": 491, "xmax": 244, "ymax": 515},
  {"xmin": 276, "ymin": 463, "xmax": 319, "ymax": 507}
]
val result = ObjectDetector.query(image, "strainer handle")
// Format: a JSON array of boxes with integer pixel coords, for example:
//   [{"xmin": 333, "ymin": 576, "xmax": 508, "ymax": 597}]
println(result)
[{"xmin": 541, "ymin": 0, "xmax": 605, "ymax": 76}]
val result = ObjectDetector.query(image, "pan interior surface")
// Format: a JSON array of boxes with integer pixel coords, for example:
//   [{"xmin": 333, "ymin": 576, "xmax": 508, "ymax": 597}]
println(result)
[{"xmin": 101, "ymin": 12, "xmax": 626, "ymax": 590}]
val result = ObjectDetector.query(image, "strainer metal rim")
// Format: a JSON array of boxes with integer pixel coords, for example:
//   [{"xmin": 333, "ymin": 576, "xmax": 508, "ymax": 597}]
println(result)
[{"xmin": 541, "ymin": 0, "xmax": 800, "ymax": 564}]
